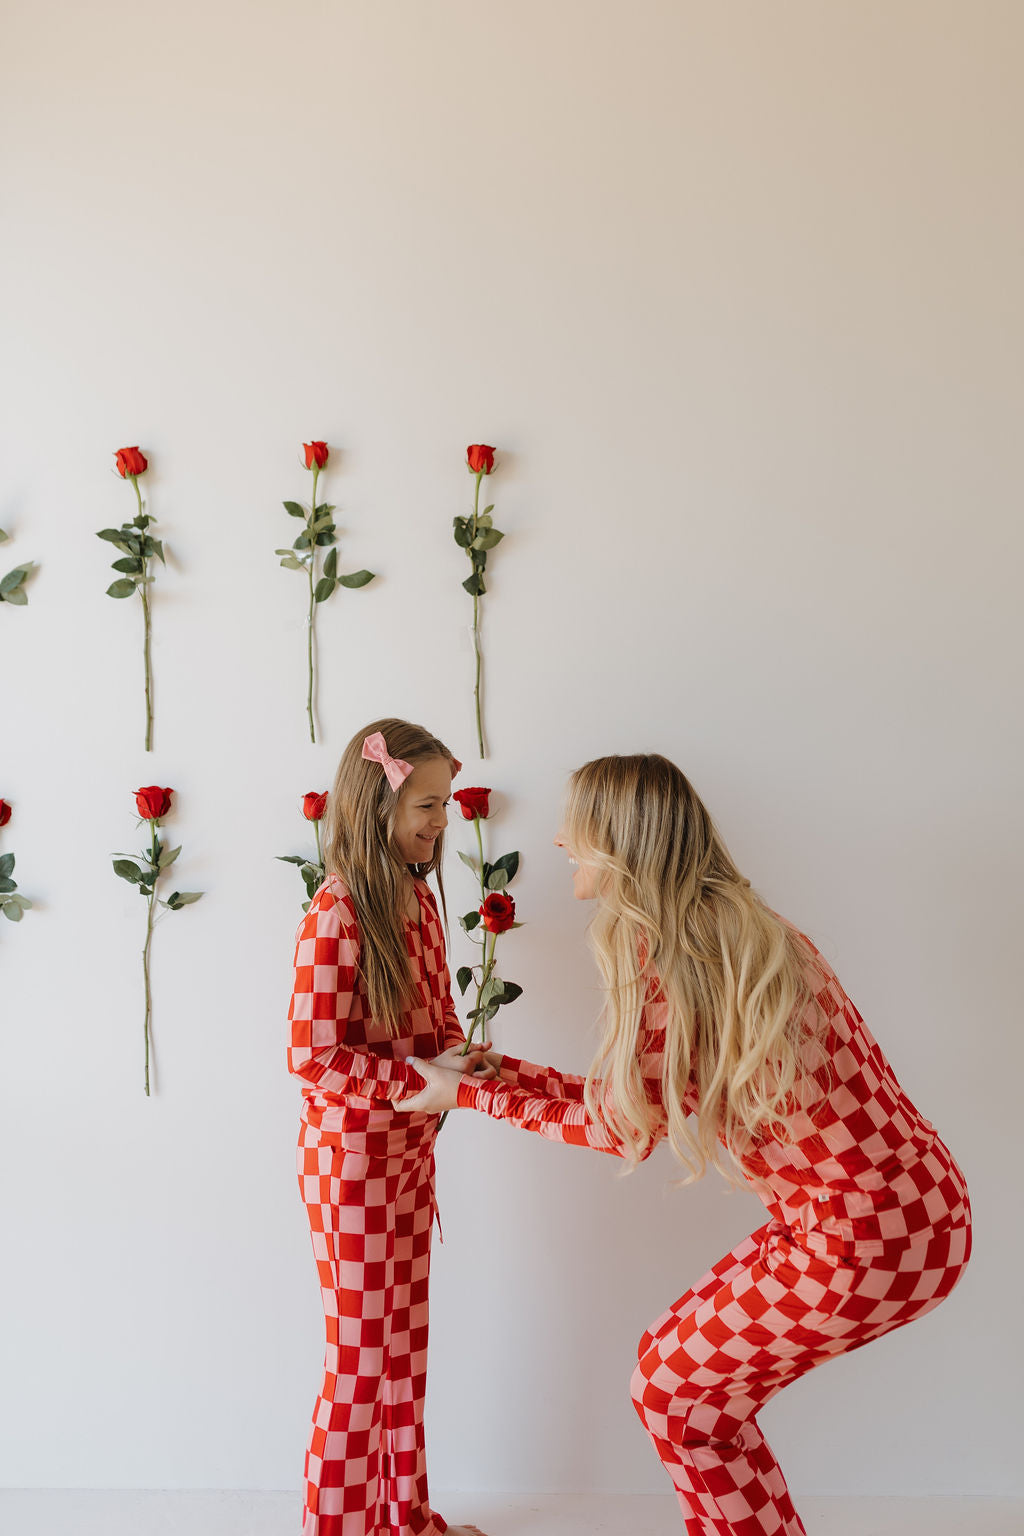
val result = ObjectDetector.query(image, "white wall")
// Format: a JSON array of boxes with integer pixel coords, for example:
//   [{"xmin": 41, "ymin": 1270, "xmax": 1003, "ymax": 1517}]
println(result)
[{"xmin": 1, "ymin": 0, "xmax": 1020, "ymax": 1500}]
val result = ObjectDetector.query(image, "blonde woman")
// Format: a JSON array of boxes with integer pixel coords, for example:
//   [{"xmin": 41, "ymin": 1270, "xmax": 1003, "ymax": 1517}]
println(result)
[{"xmin": 397, "ymin": 754, "xmax": 972, "ymax": 1536}]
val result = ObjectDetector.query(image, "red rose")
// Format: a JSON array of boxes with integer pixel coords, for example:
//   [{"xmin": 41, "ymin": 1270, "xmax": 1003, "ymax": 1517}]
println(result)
[
  {"xmin": 303, "ymin": 440, "xmax": 329, "ymax": 470},
  {"xmin": 453, "ymin": 786, "xmax": 491, "ymax": 821},
  {"xmin": 115, "ymin": 447, "xmax": 148, "ymax": 478},
  {"xmin": 0, "ymin": 799, "xmax": 11, "ymax": 827},
  {"xmin": 135, "ymin": 785, "xmax": 173, "ymax": 821},
  {"xmin": 302, "ymin": 791, "xmax": 328, "ymax": 821},
  {"xmin": 466, "ymin": 444, "xmax": 495, "ymax": 475},
  {"xmin": 480, "ymin": 891, "xmax": 515, "ymax": 934}
]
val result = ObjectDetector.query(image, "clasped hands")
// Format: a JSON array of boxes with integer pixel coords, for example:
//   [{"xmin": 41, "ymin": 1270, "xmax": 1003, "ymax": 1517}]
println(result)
[{"xmin": 396, "ymin": 1042, "xmax": 498, "ymax": 1113}]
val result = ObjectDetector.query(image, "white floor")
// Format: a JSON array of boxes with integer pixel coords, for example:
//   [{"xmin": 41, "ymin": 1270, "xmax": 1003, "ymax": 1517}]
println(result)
[{"xmin": 0, "ymin": 1491, "xmax": 1020, "ymax": 1535}]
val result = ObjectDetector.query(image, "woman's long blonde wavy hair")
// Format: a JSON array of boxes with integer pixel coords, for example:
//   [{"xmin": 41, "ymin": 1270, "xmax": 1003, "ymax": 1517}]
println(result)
[
  {"xmin": 322, "ymin": 717, "xmax": 458, "ymax": 1036},
  {"xmin": 569, "ymin": 755, "xmax": 822, "ymax": 1178}
]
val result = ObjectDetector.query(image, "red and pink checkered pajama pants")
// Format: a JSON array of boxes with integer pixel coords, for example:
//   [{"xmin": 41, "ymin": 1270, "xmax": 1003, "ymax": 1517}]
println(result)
[
  {"xmin": 631, "ymin": 1214, "xmax": 972, "ymax": 1536},
  {"xmin": 297, "ymin": 1121, "xmax": 446, "ymax": 1536}
]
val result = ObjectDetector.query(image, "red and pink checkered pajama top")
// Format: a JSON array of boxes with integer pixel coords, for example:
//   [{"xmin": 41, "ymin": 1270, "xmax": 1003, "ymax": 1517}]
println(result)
[
  {"xmin": 457, "ymin": 926, "xmax": 969, "ymax": 1259},
  {"xmin": 288, "ymin": 873, "xmax": 464, "ymax": 1155}
]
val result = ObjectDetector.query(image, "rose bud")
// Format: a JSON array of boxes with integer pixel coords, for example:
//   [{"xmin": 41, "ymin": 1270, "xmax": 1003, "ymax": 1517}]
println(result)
[
  {"xmin": 453, "ymin": 786, "xmax": 491, "ymax": 821},
  {"xmin": 466, "ymin": 444, "xmax": 495, "ymax": 475},
  {"xmin": 303, "ymin": 441, "xmax": 329, "ymax": 470},
  {"xmin": 135, "ymin": 786, "xmax": 173, "ymax": 821},
  {"xmin": 115, "ymin": 447, "xmax": 148, "ymax": 478},
  {"xmin": 302, "ymin": 791, "xmax": 328, "ymax": 821},
  {"xmin": 480, "ymin": 891, "xmax": 516, "ymax": 934},
  {"xmin": 0, "ymin": 799, "xmax": 11, "ymax": 827}
]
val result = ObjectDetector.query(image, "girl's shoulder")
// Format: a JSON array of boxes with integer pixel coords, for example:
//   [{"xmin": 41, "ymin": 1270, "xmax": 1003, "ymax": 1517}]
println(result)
[{"xmin": 301, "ymin": 872, "xmax": 359, "ymax": 931}]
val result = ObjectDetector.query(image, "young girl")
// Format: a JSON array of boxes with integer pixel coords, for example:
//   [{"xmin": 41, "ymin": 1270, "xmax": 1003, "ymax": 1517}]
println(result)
[
  {"xmin": 397, "ymin": 754, "xmax": 972, "ymax": 1536},
  {"xmin": 288, "ymin": 718, "xmax": 491, "ymax": 1536}
]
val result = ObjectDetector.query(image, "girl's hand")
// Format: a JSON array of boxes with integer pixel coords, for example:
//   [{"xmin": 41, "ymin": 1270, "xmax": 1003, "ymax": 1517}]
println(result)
[{"xmin": 395, "ymin": 1058, "xmax": 465, "ymax": 1114}]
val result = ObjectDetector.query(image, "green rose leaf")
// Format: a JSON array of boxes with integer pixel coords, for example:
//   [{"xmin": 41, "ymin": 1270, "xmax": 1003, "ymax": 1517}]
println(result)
[
  {"xmin": 159, "ymin": 844, "xmax": 182, "ymax": 870},
  {"xmin": 294, "ymin": 532, "xmax": 312, "ymax": 550},
  {"xmin": 456, "ymin": 965, "xmax": 473, "ymax": 995},
  {"xmin": 0, "ymin": 877, "xmax": 16, "ymax": 895},
  {"xmin": 1, "ymin": 585, "xmax": 27, "ymax": 605},
  {"xmin": 482, "ymin": 505, "xmax": 494, "ymax": 516},
  {"xmin": 2, "ymin": 898, "xmax": 25, "ymax": 921},
  {"xmin": 323, "ymin": 548, "xmax": 337, "ymax": 580},
  {"xmin": 167, "ymin": 890, "xmax": 203, "ymax": 908},
  {"xmin": 113, "ymin": 859, "xmax": 144, "ymax": 884},
  {"xmin": 473, "ymin": 528, "xmax": 504, "ymax": 550},
  {"xmin": 144, "ymin": 538, "xmax": 166, "ymax": 563},
  {"xmin": 339, "ymin": 570, "xmax": 374, "ymax": 588},
  {"xmin": 0, "ymin": 527, "xmax": 8, "ymax": 542},
  {"xmin": 462, "ymin": 572, "xmax": 486, "ymax": 597},
  {"xmin": 492, "ymin": 850, "xmax": 520, "ymax": 882},
  {"xmin": 314, "ymin": 503, "xmax": 335, "ymax": 517},
  {"xmin": 486, "ymin": 867, "xmax": 509, "ymax": 891},
  {"xmin": 0, "ymin": 565, "xmax": 32, "ymax": 595},
  {"xmin": 0, "ymin": 853, "xmax": 13, "ymax": 879},
  {"xmin": 276, "ymin": 854, "xmax": 308, "ymax": 866},
  {"xmin": 452, "ymin": 518, "xmax": 472, "ymax": 548},
  {"xmin": 279, "ymin": 556, "xmax": 306, "ymax": 571},
  {"xmin": 283, "ymin": 501, "xmax": 306, "ymax": 518},
  {"xmin": 457, "ymin": 851, "xmax": 479, "ymax": 874},
  {"xmin": 460, "ymin": 910, "xmax": 481, "ymax": 932},
  {"xmin": 106, "ymin": 579, "xmax": 138, "ymax": 599},
  {"xmin": 314, "ymin": 576, "xmax": 336, "ymax": 604},
  {"xmin": 111, "ymin": 557, "xmax": 144, "ymax": 574},
  {"xmin": 314, "ymin": 530, "xmax": 337, "ymax": 547},
  {"xmin": 498, "ymin": 981, "xmax": 523, "ymax": 1005}
]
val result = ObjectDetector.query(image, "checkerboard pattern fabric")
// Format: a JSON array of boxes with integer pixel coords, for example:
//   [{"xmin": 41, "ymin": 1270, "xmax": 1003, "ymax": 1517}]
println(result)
[
  {"xmin": 458, "ymin": 925, "xmax": 972, "ymax": 1535},
  {"xmin": 290, "ymin": 875, "xmax": 463, "ymax": 1536}
]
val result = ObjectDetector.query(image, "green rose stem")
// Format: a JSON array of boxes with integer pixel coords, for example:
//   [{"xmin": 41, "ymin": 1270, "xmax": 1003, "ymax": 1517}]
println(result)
[
  {"xmin": 313, "ymin": 816, "xmax": 323, "ymax": 865},
  {"xmin": 306, "ymin": 463, "xmax": 320, "ymax": 744},
  {"xmin": 142, "ymin": 817, "xmax": 159, "ymax": 1096},
  {"xmin": 470, "ymin": 470, "xmax": 486, "ymax": 758},
  {"xmin": 131, "ymin": 475, "xmax": 154, "ymax": 753}
]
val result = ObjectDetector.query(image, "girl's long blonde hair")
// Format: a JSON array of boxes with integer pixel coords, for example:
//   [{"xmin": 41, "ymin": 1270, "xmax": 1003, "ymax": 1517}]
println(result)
[
  {"xmin": 322, "ymin": 717, "xmax": 458, "ymax": 1035},
  {"xmin": 568, "ymin": 755, "xmax": 821, "ymax": 1177}
]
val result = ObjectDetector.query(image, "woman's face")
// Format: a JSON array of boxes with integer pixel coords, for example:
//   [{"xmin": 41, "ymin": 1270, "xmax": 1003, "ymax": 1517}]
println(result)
[
  {"xmin": 554, "ymin": 823, "xmax": 600, "ymax": 900},
  {"xmin": 393, "ymin": 757, "xmax": 451, "ymax": 866}
]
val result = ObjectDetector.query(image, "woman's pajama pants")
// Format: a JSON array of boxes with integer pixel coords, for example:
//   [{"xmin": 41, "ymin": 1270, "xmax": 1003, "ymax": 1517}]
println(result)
[
  {"xmin": 298, "ymin": 1122, "xmax": 445, "ymax": 1536},
  {"xmin": 630, "ymin": 1213, "xmax": 972, "ymax": 1536}
]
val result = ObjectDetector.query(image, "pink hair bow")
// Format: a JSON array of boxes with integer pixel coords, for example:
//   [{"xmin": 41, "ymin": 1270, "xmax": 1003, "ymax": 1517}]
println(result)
[{"xmin": 362, "ymin": 731, "xmax": 414, "ymax": 791}]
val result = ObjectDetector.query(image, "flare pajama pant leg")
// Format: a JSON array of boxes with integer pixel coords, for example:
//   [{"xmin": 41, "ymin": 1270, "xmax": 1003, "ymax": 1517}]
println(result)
[
  {"xmin": 630, "ymin": 1216, "xmax": 972, "ymax": 1536},
  {"xmin": 298, "ymin": 1125, "xmax": 445, "ymax": 1536}
]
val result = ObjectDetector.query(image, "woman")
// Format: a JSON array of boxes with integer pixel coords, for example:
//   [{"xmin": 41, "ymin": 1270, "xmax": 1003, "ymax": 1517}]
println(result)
[{"xmin": 397, "ymin": 754, "xmax": 971, "ymax": 1536}]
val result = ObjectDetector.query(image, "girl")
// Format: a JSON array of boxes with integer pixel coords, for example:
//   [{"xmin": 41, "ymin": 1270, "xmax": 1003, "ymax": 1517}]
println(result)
[
  {"xmin": 288, "ymin": 718, "xmax": 491, "ymax": 1536},
  {"xmin": 397, "ymin": 754, "xmax": 972, "ymax": 1536}
]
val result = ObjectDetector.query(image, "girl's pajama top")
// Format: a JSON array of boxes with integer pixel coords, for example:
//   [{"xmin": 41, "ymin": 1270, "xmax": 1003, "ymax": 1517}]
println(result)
[{"xmin": 456, "ymin": 928, "xmax": 971, "ymax": 1536}]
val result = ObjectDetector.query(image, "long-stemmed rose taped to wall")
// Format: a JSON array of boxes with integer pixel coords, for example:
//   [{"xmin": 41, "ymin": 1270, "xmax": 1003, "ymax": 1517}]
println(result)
[
  {"xmin": 277, "ymin": 791, "xmax": 328, "ymax": 912},
  {"xmin": 452, "ymin": 444, "xmax": 503, "ymax": 758},
  {"xmin": 276, "ymin": 441, "xmax": 377, "ymax": 744},
  {"xmin": 96, "ymin": 448, "xmax": 164, "ymax": 752},
  {"xmin": 0, "ymin": 525, "xmax": 35, "ymax": 608},
  {"xmin": 452, "ymin": 784, "xmax": 523, "ymax": 1039},
  {"xmin": 0, "ymin": 799, "xmax": 32, "ymax": 924},
  {"xmin": 112, "ymin": 787, "xmax": 203, "ymax": 1095}
]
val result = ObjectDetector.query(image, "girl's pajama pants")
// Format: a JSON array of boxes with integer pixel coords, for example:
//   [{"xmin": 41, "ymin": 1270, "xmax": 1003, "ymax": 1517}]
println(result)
[
  {"xmin": 297, "ymin": 1121, "xmax": 446, "ymax": 1536},
  {"xmin": 631, "ymin": 1212, "xmax": 972, "ymax": 1536}
]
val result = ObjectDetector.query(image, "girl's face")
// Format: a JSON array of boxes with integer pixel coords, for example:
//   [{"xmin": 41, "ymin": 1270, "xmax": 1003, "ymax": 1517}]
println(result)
[
  {"xmin": 554, "ymin": 823, "xmax": 600, "ymax": 900},
  {"xmin": 393, "ymin": 757, "xmax": 452, "ymax": 867}
]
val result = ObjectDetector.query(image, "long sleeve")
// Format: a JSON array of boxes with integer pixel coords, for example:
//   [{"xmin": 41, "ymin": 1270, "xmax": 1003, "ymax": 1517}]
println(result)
[
  {"xmin": 457, "ymin": 1016, "xmax": 672, "ymax": 1158},
  {"xmin": 494, "ymin": 1055, "xmax": 587, "ymax": 1100},
  {"xmin": 287, "ymin": 889, "xmax": 424, "ymax": 1102},
  {"xmin": 457, "ymin": 1056, "xmax": 667, "ymax": 1160}
]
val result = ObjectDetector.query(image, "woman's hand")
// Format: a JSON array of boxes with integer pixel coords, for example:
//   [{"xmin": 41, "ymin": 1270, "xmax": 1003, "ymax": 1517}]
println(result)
[
  {"xmin": 433, "ymin": 1043, "xmax": 495, "ymax": 1076},
  {"xmin": 395, "ymin": 1057, "xmax": 467, "ymax": 1114}
]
